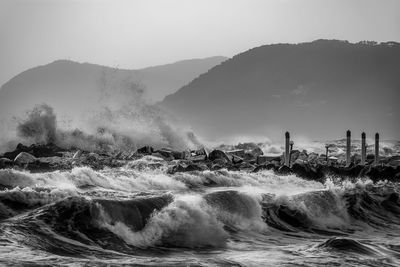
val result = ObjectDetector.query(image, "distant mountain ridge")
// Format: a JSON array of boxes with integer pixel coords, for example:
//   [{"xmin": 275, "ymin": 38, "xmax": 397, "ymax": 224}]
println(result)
[
  {"xmin": 0, "ymin": 56, "xmax": 227, "ymax": 121},
  {"xmin": 161, "ymin": 40, "xmax": 400, "ymax": 141}
]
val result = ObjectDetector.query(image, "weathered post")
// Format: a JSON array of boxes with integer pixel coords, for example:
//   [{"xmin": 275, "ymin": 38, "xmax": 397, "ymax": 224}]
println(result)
[
  {"xmin": 375, "ymin": 133, "xmax": 379, "ymax": 165},
  {"xmin": 346, "ymin": 130, "xmax": 351, "ymax": 166},
  {"xmin": 361, "ymin": 132, "xmax": 366, "ymax": 165},
  {"xmin": 285, "ymin": 131, "xmax": 290, "ymax": 167},
  {"xmin": 325, "ymin": 144, "xmax": 329, "ymax": 163},
  {"xmin": 289, "ymin": 140, "xmax": 294, "ymax": 167}
]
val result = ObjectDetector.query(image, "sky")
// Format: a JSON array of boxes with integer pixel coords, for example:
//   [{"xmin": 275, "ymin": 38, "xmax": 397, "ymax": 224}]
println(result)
[{"xmin": 0, "ymin": 0, "xmax": 399, "ymax": 87}]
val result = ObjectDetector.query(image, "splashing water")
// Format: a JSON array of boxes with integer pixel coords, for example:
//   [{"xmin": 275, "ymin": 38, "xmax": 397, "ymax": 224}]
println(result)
[{"xmin": 0, "ymin": 156, "xmax": 399, "ymax": 266}]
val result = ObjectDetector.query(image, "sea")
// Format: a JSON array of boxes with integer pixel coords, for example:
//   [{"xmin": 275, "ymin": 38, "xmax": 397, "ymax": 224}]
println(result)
[{"xmin": 0, "ymin": 153, "xmax": 399, "ymax": 267}]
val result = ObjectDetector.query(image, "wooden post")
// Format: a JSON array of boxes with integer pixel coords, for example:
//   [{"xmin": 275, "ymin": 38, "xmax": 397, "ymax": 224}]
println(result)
[
  {"xmin": 289, "ymin": 141, "xmax": 294, "ymax": 167},
  {"xmin": 361, "ymin": 132, "xmax": 366, "ymax": 165},
  {"xmin": 375, "ymin": 133, "xmax": 379, "ymax": 165},
  {"xmin": 285, "ymin": 132, "xmax": 290, "ymax": 167},
  {"xmin": 325, "ymin": 144, "xmax": 329, "ymax": 163},
  {"xmin": 346, "ymin": 130, "xmax": 351, "ymax": 166}
]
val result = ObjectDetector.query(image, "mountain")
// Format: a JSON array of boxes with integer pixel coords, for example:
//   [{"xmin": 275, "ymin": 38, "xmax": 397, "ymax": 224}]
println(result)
[
  {"xmin": 161, "ymin": 40, "xmax": 400, "ymax": 141},
  {"xmin": 0, "ymin": 56, "xmax": 227, "ymax": 121}
]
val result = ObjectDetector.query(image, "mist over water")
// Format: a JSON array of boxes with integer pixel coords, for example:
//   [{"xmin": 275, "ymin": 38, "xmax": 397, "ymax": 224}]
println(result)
[{"xmin": 0, "ymin": 73, "xmax": 203, "ymax": 153}]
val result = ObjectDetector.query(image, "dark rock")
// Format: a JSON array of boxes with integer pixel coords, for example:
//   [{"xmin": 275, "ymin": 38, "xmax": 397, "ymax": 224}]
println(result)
[
  {"xmin": 231, "ymin": 155, "xmax": 244, "ymax": 164},
  {"xmin": 0, "ymin": 158, "xmax": 13, "ymax": 168},
  {"xmin": 298, "ymin": 150, "xmax": 308, "ymax": 161},
  {"xmin": 291, "ymin": 162, "xmax": 325, "ymax": 182},
  {"xmin": 256, "ymin": 155, "xmax": 269, "ymax": 165},
  {"xmin": 308, "ymin": 153, "xmax": 319, "ymax": 163},
  {"xmin": 237, "ymin": 162, "xmax": 255, "ymax": 171},
  {"xmin": 253, "ymin": 163, "xmax": 277, "ymax": 173},
  {"xmin": 194, "ymin": 147, "xmax": 209, "ymax": 158},
  {"xmin": 137, "ymin": 146, "xmax": 154, "ymax": 154},
  {"xmin": 3, "ymin": 143, "xmax": 63, "ymax": 159},
  {"xmin": 154, "ymin": 150, "xmax": 174, "ymax": 160},
  {"xmin": 208, "ymin": 150, "xmax": 231, "ymax": 163},
  {"xmin": 191, "ymin": 154, "xmax": 207, "ymax": 162},
  {"xmin": 14, "ymin": 152, "xmax": 37, "ymax": 165},
  {"xmin": 31, "ymin": 143, "xmax": 63, "ymax": 157},
  {"xmin": 168, "ymin": 162, "xmax": 208, "ymax": 174},
  {"xmin": 290, "ymin": 150, "xmax": 300, "ymax": 163},
  {"xmin": 364, "ymin": 165, "xmax": 399, "ymax": 182},
  {"xmin": 226, "ymin": 149, "xmax": 245, "ymax": 158},
  {"xmin": 277, "ymin": 165, "xmax": 292, "ymax": 175}
]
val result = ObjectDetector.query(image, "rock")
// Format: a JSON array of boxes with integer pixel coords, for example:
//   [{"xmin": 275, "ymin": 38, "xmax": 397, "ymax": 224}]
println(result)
[
  {"xmin": 168, "ymin": 162, "xmax": 208, "ymax": 174},
  {"xmin": 31, "ymin": 143, "xmax": 63, "ymax": 157},
  {"xmin": 253, "ymin": 163, "xmax": 276, "ymax": 173},
  {"xmin": 256, "ymin": 155, "xmax": 269, "ymax": 165},
  {"xmin": 194, "ymin": 147, "xmax": 209, "ymax": 158},
  {"xmin": 389, "ymin": 159, "xmax": 400, "ymax": 167},
  {"xmin": 298, "ymin": 150, "xmax": 308, "ymax": 161},
  {"xmin": 0, "ymin": 158, "xmax": 13, "ymax": 168},
  {"xmin": 137, "ymin": 146, "xmax": 154, "ymax": 154},
  {"xmin": 308, "ymin": 152, "xmax": 319, "ymax": 163},
  {"xmin": 208, "ymin": 150, "xmax": 231, "ymax": 162},
  {"xmin": 87, "ymin": 152, "xmax": 100, "ymax": 161},
  {"xmin": 231, "ymin": 155, "xmax": 244, "ymax": 164},
  {"xmin": 364, "ymin": 165, "xmax": 399, "ymax": 182},
  {"xmin": 170, "ymin": 150, "xmax": 189, "ymax": 160},
  {"xmin": 154, "ymin": 150, "xmax": 174, "ymax": 161},
  {"xmin": 237, "ymin": 162, "xmax": 255, "ymax": 171},
  {"xmin": 190, "ymin": 154, "xmax": 207, "ymax": 162},
  {"xmin": 14, "ymin": 152, "xmax": 37, "ymax": 165},
  {"xmin": 73, "ymin": 150, "xmax": 82, "ymax": 159},
  {"xmin": 291, "ymin": 162, "xmax": 324, "ymax": 181},
  {"xmin": 243, "ymin": 147, "xmax": 263, "ymax": 161},
  {"xmin": 290, "ymin": 150, "xmax": 300, "ymax": 163},
  {"xmin": 226, "ymin": 149, "xmax": 245, "ymax": 158},
  {"xmin": 277, "ymin": 165, "xmax": 292, "ymax": 175}
]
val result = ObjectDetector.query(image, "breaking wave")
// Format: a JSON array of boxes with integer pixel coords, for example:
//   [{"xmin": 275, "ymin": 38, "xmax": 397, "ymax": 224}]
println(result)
[{"xmin": 0, "ymin": 165, "xmax": 398, "ymax": 262}]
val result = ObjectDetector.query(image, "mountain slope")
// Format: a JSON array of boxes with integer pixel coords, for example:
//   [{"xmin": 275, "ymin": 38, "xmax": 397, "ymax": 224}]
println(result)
[
  {"xmin": 0, "ymin": 56, "xmax": 227, "ymax": 121},
  {"xmin": 161, "ymin": 40, "xmax": 400, "ymax": 141}
]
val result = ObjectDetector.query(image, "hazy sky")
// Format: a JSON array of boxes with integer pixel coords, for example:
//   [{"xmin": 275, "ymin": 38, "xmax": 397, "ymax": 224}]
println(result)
[{"xmin": 0, "ymin": 0, "xmax": 399, "ymax": 87}]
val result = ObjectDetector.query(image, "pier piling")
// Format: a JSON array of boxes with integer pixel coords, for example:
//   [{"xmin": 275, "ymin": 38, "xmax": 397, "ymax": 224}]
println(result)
[
  {"xmin": 375, "ymin": 133, "xmax": 379, "ymax": 165},
  {"xmin": 361, "ymin": 132, "xmax": 366, "ymax": 165},
  {"xmin": 346, "ymin": 130, "xmax": 351, "ymax": 166},
  {"xmin": 285, "ymin": 132, "xmax": 290, "ymax": 167}
]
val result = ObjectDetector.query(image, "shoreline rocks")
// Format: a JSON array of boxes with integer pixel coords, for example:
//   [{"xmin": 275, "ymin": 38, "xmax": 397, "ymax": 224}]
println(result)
[{"xmin": 0, "ymin": 143, "xmax": 399, "ymax": 182}]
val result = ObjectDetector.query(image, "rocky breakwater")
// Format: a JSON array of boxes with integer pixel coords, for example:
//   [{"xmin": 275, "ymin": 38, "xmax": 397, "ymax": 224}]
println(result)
[{"xmin": 0, "ymin": 143, "xmax": 399, "ymax": 183}]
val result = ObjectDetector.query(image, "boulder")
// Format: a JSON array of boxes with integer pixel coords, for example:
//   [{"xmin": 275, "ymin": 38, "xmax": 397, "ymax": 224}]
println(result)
[
  {"xmin": 154, "ymin": 150, "xmax": 175, "ymax": 161},
  {"xmin": 194, "ymin": 147, "xmax": 209, "ymax": 158},
  {"xmin": 0, "ymin": 158, "xmax": 13, "ymax": 168},
  {"xmin": 298, "ymin": 150, "xmax": 308, "ymax": 161},
  {"xmin": 253, "ymin": 163, "xmax": 276, "ymax": 173},
  {"xmin": 31, "ymin": 143, "xmax": 63, "ymax": 157},
  {"xmin": 226, "ymin": 149, "xmax": 245, "ymax": 158},
  {"xmin": 208, "ymin": 150, "xmax": 231, "ymax": 162},
  {"xmin": 243, "ymin": 147, "xmax": 263, "ymax": 161},
  {"xmin": 237, "ymin": 162, "xmax": 255, "ymax": 171},
  {"xmin": 14, "ymin": 152, "xmax": 37, "ymax": 165},
  {"xmin": 308, "ymin": 153, "xmax": 319, "ymax": 163},
  {"xmin": 190, "ymin": 154, "xmax": 207, "ymax": 162},
  {"xmin": 137, "ymin": 146, "xmax": 154, "ymax": 154},
  {"xmin": 231, "ymin": 155, "xmax": 244, "ymax": 164},
  {"xmin": 256, "ymin": 155, "xmax": 269, "ymax": 165},
  {"xmin": 389, "ymin": 159, "xmax": 400, "ymax": 167},
  {"xmin": 290, "ymin": 150, "xmax": 300, "ymax": 163},
  {"xmin": 277, "ymin": 165, "xmax": 292, "ymax": 175},
  {"xmin": 168, "ymin": 162, "xmax": 208, "ymax": 174},
  {"xmin": 291, "ymin": 162, "xmax": 324, "ymax": 181}
]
